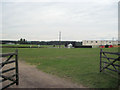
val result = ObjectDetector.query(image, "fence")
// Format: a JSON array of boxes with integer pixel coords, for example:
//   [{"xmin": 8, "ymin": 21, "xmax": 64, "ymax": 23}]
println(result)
[
  {"xmin": 100, "ymin": 49, "xmax": 120, "ymax": 75},
  {"xmin": 0, "ymin": 50, "xmax": 19, "ymax": 90}
]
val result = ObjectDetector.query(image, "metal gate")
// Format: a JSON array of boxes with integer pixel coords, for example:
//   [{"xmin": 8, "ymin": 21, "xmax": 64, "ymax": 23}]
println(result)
[
  {"xmin": 100, "ymin": 49, "xmax": 120, "ymax": 74},
  {"xmin": 0, "ymin": 49, "xmax": 19, "ymax": 90}
]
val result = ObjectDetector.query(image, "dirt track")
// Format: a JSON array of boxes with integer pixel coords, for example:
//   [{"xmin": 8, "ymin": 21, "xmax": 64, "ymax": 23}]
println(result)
[{"xmin": 3, "ymin": 61, "xmax": 85, "ymax": 88}]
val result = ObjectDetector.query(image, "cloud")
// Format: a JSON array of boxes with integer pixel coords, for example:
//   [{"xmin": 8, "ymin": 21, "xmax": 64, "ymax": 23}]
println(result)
[
  {"xmin": 2, "ymin": 0, "xmax": 119, "ymax": 3},
  {"xmin": 2, "ymin": 1, "xmax": 118, "ymax": 41},
  {"xmin": 0, "ymin": 3, "xmax": 2, "ymax": 40}
]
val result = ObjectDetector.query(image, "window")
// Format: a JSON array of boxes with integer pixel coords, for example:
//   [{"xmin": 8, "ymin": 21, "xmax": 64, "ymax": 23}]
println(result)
[
  {"xmin": 96, "ymin": 41, "xmax": 97, "ymax": 43},
  {"xmin": 91, "ymin": 41, "xmax": 93, "ymax": 43}
]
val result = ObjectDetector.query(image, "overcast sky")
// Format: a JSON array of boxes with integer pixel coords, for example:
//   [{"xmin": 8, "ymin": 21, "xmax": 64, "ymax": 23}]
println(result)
[{"xmin": 1, "ymin": 0, "xmax": 119, "ymax": 41}]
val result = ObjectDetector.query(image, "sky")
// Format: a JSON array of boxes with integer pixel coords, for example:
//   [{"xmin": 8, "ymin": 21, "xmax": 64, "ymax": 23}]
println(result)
[{"xmin": 1, "ymin": 0, "xmax": 119, "ymax": 41}]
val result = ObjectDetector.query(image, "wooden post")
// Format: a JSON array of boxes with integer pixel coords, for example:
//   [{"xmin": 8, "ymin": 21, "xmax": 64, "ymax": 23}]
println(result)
[
  {"xmin": 15, "ymin": 49, "xmax": 19, "ymax": 85},
  {"xmin": 100, "ymin": 49, "xmax": 102, "ymax": 72}
]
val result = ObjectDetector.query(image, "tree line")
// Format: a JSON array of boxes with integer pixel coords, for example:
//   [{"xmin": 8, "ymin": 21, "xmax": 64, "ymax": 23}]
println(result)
[{"xmin": 1, "ymin": 38, "xmax": 82, "ymax": 46}]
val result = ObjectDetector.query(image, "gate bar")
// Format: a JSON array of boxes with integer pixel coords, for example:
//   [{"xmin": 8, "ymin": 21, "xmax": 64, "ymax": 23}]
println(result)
[{"xmin": 15, "ymin": 49, "xmax": 19, "ymax": 85}]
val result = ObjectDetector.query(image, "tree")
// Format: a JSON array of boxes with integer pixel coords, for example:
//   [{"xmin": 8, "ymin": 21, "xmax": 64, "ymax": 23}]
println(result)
[
  {"xmin": 20, "ymin": 38, "xmax": 23, "ymax": 42},
  {"xmin": 18, "ymin": 38, "xmax": 26, "ymax": 44}
]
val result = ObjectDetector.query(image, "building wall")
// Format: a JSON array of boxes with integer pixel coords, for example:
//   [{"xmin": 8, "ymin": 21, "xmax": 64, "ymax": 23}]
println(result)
[{"xmin": 82, "ymin": 40, "xmax": 118, "ymax": 45}]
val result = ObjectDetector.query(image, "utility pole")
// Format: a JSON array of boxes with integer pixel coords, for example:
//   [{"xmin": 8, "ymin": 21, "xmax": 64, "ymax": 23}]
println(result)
[
  {"xmin": 112, "ymin": 37, "xmax": 114, "ymax": 45},
  {"xmin": 59, "ymin": 31, "xmax": 61, "ymax": 48}
]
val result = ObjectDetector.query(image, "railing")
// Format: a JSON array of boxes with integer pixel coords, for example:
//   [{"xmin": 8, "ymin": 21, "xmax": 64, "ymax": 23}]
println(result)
[{"xmin": 0, "ymin": 50, "xmax": 19, "ymax": 90}]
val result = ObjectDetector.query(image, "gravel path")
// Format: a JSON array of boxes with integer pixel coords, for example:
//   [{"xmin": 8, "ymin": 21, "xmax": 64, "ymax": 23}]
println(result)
[{"xmin": 3, "ymin": 60, "xmax": 85, "ymax": 88}]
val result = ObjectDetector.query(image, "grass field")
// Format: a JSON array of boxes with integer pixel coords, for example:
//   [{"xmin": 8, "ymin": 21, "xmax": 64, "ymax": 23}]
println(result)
[{"xmin": 2, "ymin": 47, "xmax": 119, "ymax": 88}]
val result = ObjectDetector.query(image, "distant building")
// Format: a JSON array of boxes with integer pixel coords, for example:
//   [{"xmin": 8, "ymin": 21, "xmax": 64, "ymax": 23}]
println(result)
[
  {"xmin": 82, "ymin": 40, "xmax": 118, "ymax": 46},
  {"xmin": 67, "ymin": 43, "xmax": 73, "ymax": 48},
  {"xmin": 7, "ymin": 43, "xmax": 15, "ymax": 45}
]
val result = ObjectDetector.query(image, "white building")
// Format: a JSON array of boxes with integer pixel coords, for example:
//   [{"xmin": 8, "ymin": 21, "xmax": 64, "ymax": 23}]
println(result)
[
  {"xmin": 67, "ymin": 43, "xmax": 73, "ymax": 48},
  {"xmin": 82, "ymin": 40, "xmax": 118, "ymax": 46},
  {"xmin": 7, "ymin": 43, "xmax": 15, "ymax": 45}
]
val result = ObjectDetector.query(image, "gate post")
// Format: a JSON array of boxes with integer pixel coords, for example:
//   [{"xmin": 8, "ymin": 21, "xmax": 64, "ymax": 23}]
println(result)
[
  {"xmin": 15, "ymin": 49, "xmax": 19, "ymax": 85},
  {"xmin": 100, "ymin": 49, "xmax": 102, "ymax": 72}
]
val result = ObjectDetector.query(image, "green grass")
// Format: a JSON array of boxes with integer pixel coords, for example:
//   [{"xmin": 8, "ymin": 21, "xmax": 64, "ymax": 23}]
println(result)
[{"xmin": 2, "ymin": 47, "xmax": 119, "ymax": 88}]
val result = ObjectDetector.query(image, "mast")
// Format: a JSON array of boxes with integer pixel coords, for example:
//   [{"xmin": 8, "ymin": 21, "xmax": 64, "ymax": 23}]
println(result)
[{"xmin": 59, "ymin": 31, "xmax": 61, "ymax": 48}]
